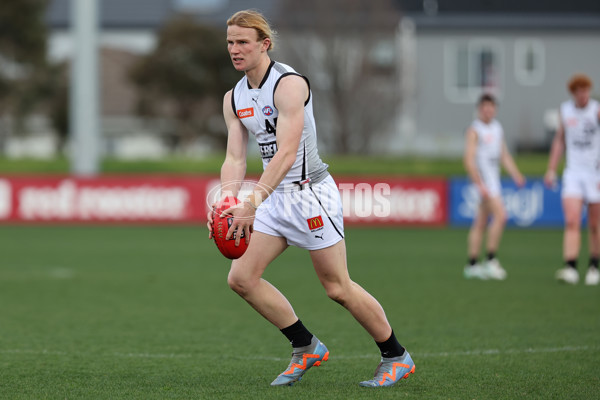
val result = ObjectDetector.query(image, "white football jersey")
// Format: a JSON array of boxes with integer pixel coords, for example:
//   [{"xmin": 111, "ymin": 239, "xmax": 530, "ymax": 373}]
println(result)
[
  {"xmin": 561, "ymin": 99, "xmax": 600, "ymax": 175},
  {"xmin": 231, "ymin": 61, "xmax": 329, "ymax": 190},
  {"xmin": 472, "ymin": 118, "xmax": 503, "ymax": 186}
]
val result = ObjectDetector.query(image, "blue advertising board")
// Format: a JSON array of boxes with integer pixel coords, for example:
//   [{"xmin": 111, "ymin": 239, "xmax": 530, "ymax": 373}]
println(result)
[{"xmin": 449, "ymin": 178, "xmax": 578, "ymax": 227}]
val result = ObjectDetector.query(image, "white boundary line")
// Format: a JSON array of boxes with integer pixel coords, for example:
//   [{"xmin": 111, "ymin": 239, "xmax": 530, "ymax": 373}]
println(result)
[
  {"xmin": 241, "ymin": 345, "xmax": 599, "ymax": 361},
  {"xmin": 1, "ymin": 345, "xmax": 596, "ymax": 361},
  {"xmin": 417, "ymin": 345, "xmax": 597, "ymax": 358}
]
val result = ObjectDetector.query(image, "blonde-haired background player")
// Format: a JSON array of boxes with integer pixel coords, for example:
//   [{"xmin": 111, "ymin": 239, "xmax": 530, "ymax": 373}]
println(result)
[
  {"xmin": 207, "ymin": 10, "xmax": 414, "ymax": 387},
  {"xmin": 545, "ymin": 74, "xmax": 600, "ymax": 285},
  {"xmin": 463, "ymin": 94, "xmax": 525, "ymax": 280}
]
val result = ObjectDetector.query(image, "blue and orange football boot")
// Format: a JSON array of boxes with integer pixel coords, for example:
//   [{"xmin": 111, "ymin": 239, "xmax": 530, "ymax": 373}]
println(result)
[
  {"xmin": 270, "ymin": 336, "xmax": 329, "ymax": 386},
  {"xmin": 359, "ymin": 351, "xmax": 415, "ymax": 387}
]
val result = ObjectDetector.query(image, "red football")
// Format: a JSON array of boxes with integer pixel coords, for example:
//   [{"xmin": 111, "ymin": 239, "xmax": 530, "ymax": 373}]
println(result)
[{"xmin": 211, "ymin": 196, "xmax": 250, "ymax": 259}]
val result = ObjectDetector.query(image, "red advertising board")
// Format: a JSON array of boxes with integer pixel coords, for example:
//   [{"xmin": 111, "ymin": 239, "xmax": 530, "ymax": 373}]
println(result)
[
  {"xmin": 336, "ymin": 177, "xmax": 447, "ymax": 226},
  {"xmin": 0, "ymin": 176, "xmax": 447, "ymax": 225},
  {"xmin": 0, "ymin": 176, "xmax": 218, "ymax": 223}
]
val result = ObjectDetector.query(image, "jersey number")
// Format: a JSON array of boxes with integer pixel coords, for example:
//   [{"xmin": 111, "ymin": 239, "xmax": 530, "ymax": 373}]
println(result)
[{"xmin": 265, "ymin": 118, "xmax": 278, "ymax": 135}]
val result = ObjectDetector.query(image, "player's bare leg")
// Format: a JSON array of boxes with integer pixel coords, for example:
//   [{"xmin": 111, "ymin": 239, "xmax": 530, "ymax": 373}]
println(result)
[
  {"xmin": 310, "ymin": 240, "xmax": 414, "ymax": 387},
  {"xmin": 587, "ymin": 203, "xmax": 600, "ymax": 257},
  {"xmin": 485, "ymin": 196, "xmax": 507, "ymax": 255},
  {"xmin": 228, "ymin": 232, "xmax": 329, "ymax": 386},
  {"xmin": 310, "ymin": 240, "xmax": 391, "ymax": 341},
  {"xmin": 563, "ymin": 197, "xmax": 583, "ymax": 260},
  {"xmin": 468, "ymin": 203, "xmax": 489, "ymax": 260},
  {"xmin": 465, "ymin": 202, "xmax": 490, "ymax": 279},
  {"xmin": 227, "ymin": 232, "xmax": 297, "ymax": 329},
  {"xmin": 557, "ymin": 197, "xmax": 584, "ymax": 284},
  {"xmin": 585, "ymin": 203, "xmax": 600, "ymax": 285},
  {"xmin": 480, "ymin": 196, "xmax": 508, "ymax": 280},
  {"xmin": 485, "ymin": 197, "xmax": 508, "ymax": 278}
]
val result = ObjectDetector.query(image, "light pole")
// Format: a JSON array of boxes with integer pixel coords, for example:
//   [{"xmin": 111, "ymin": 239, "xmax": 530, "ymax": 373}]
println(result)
[{"xmin": 70, "ymin": 0, "xmax": 100, "ymax": 176}]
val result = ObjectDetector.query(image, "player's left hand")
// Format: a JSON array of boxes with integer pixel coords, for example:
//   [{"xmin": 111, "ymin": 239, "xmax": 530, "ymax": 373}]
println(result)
[
  {"xmin": 515, "ymin": 174, "xmax": 526, "ymax": 188},
  {"xmin": 221, "ymin": 201, "xmax": 254, "ymax": 247},
  {"xmin": 476, "ymin": 182, "xmax": 490, "ymax": 200},
  {"xmin": 543, "ymin": 170, "xmax": 557, "ymax": 189}
]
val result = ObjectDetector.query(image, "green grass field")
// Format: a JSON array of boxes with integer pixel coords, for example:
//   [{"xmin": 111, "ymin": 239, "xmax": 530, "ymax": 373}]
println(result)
[
  {"xmin": 0, "ymin": 153, "xmax": 553, "ymax": 177},
  {"xmin": 1, "ymin": 225, "xmax": 599, "ymax": 399}
]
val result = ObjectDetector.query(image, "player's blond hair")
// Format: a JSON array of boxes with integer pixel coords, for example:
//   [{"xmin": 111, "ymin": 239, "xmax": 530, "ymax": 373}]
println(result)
[
  {"xmin": 227, "ymin": 10, "xmax": 276, "ymax": 51},
  {"xmin": 568, "ymin": 74, "xmax": 593, "ymax": 93}
]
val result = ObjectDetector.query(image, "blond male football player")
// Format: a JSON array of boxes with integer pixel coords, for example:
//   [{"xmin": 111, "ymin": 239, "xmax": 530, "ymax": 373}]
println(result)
[
  {"xmin": 206, "ymin": 10, "xmax": 414, "ymax": 387},
  {"xmin": 545, "ymin": 74, "xmax": 600, "ymax": 285},
  {"xmin": 463, "ymin": 94, "xmax": 525, "ymax": 280}
]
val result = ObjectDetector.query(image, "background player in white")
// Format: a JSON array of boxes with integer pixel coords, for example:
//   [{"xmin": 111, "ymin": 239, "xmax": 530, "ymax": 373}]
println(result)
[
  {"xmin": 207, "ymin": 10, "xmax": 414, "ymax": 387},
  {"xmin": 463, "ymin": 94, "xmax": 525, "ymax": 280},
  {"xmin": 545, "ymin": 74, "xmax": 600, "ymax": 285}
]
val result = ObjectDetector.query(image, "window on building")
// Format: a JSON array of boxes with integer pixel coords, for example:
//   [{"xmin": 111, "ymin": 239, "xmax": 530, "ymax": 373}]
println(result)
[
  {"xmin": 444, "ymin": 39, "xmax": 503, "ymax": 103},
  {"xmin": 514, "ymin": 39, "xmax": 545, "ymax": 86},
  {"xmin": 368, "ymin": 39, "xmax": 396, "ymax": 74}
]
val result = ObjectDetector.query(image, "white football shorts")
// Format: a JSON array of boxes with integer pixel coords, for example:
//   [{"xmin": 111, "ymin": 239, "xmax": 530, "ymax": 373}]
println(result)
[
  {"xmin": 472, "ymin": 169, "xmax": 502, "ymax": 199},
  {"xmin": 561, "ymin": 169, "xmax": 600, "ymax": 203},
  {"xmin": 253, "ymin": 175, "xmax": 345, "ymax": 250}
]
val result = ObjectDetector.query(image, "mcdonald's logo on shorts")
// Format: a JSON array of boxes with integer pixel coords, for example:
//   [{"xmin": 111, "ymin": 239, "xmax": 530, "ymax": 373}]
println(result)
[{"xmin": 307, "ymin": 215, "xmax": 324, "ymax": 231}]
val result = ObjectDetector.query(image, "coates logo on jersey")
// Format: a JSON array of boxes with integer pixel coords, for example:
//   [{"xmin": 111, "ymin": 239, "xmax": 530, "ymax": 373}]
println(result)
[
  {"xmin": 237, "ymin": 108, "xmax": 254, "ymax": 119},
  {"xmin": 262, "ymin": 105, "xmax": 274, "ymax": 116},
  {"xmin": 483, "ymin": 134, "xmax": 495, "ymax": 144},
  {"xmin": 566, "ymin": 117, "xmax": 578, "ymax": 127},
  {"xmin": 307, "ymin": 215, "xmax": 324, "ymax": 232}
]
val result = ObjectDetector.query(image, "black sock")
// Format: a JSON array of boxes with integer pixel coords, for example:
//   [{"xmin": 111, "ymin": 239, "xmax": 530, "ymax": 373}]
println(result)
[
  {"xmin": 376, "ymin": 330, "xmax": 405, "ymax": 358},
  {"xmin": 281, "ymin": 319, "xmax": 313, "ymax": 348},
  {"xmin": 468, "ymin": 257, "xmax": 478, "ymax": 266},
  {"xmin": 590, "ymin": 257, "xmax": 599, "ymax": 270},
  {"xmin": 566, "ymin": 259, "xmax": 577, "ymax": 270},
  {"xmin": 487, "ymin": 252, "xmax": 496, "ymax": 261}
]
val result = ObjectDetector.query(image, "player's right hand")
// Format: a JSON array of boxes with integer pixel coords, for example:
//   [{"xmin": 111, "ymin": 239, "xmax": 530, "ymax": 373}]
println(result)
[
  {"xmin": 477, "ymin": 182, "xmax": 490, "ymax": 200},
  {"xmin": 514, "ymin": 173, "xmax": 526, "ymax": 188},
  {"xmin": 543, "ymin": 170, "xmax": 556, "ymax": 189},
  {"xmin": 221, "ymin": 201, "xmax": 254, "ymax": 247},
  {"xmin": 207, "ymin": 203, "xmax": 216, "ymax": 239}
]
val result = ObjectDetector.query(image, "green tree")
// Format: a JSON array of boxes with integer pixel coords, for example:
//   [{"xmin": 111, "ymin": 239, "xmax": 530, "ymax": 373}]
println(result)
[
  {"xmin": 0, "ymin": 0, "xmax": 68, "ymax": 154},
  {"xmin": 277, "ymin": 0, "xmax": 401, "ymax": 154},
  {"xmin": 129, "ymin": 15, "xmax": 239, "ymax": 152}
]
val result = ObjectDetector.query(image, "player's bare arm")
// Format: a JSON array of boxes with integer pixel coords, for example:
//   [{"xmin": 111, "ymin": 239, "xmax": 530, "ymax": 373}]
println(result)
[
  {"xmin": 500, "ymin": 142, "xmax": 525, "ymax": 187},
  {"xmin": 544, "ymin": 113, "xmax": 565, "ymax": 187},
  {"xmin": 207, "ymin": 90, "xmax": 249, "ymax": 239},
  {"xmin": 221, "ymin": 89, "xmax": 249, "ymax": 197},
  {"xmin": 463, "ymin": 127, "xmax": 488, "ymax": 198},
  {"xmin": 224, "ymin": 75, "xmax": 307, "ymax": 243},
  {"xmin": 501, "ymin": 143, "xmax": 525, "ymax": 186}
]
